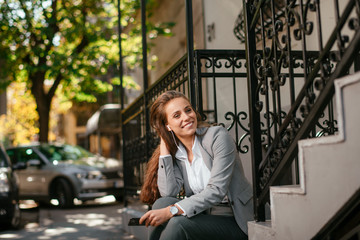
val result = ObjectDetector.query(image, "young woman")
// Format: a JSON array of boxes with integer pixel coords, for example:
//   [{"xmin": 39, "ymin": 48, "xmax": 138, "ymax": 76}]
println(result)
[{"xmin": 139, "ymin": 90, "xmax": 254, "ymax": 240}]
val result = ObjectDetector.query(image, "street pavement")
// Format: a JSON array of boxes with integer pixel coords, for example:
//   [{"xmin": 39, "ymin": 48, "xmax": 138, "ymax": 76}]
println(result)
[{"xmin": 0, "ymin": 196, "xmax": 137, "ymax": 240}]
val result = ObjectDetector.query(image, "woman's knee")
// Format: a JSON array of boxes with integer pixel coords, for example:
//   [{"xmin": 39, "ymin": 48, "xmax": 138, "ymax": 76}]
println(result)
[
  {"xmin": 166, "ymin": 216, "xmax": 187, "ymax": 228},
  {"xmin": 152, "ymin": 197, "xmax": 179, "ymax": 210},
  {"xmin": 160, "ymin": 217, "xmax": 187, "ymax": 240}
]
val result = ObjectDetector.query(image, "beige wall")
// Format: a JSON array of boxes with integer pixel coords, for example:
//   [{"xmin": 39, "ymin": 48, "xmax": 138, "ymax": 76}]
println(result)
[
  {"xmin": 147, "ymin": 0, "xmax": 205, "ymax": 84},
  {"xmin": 62, "ymin": 111, "xmax": 86, "ymax": 145}
]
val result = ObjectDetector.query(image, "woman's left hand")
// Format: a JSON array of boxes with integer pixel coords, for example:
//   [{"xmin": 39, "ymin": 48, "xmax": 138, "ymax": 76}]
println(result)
[{"xmin": 139, "ymin": 206, "xmax": 173, "ymax": 227}]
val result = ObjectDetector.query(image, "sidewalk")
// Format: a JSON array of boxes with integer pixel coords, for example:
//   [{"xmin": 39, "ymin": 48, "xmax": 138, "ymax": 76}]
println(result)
[
  {"xmin": 38, "ymin": 199, "xmax": 138, "ymax": 240},
  {"xmin": 0, "ymin": 198, "xmax": 139, "ymax": 240}
]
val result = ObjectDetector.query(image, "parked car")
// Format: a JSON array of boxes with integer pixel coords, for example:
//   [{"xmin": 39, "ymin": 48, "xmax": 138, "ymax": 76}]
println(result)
[
  {"xmin": 6, "ymin": 143, "xmax": 123, "ymax": 208},
  {"xmin": 0, "ymin": 144, "xmax": 23, "ymax": 229}
]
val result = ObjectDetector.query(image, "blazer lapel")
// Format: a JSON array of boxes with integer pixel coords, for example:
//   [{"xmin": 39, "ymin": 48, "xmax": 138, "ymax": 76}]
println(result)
[{"xmin": 197, "ymin": 128, "xmax": 213, "ymax": 171}]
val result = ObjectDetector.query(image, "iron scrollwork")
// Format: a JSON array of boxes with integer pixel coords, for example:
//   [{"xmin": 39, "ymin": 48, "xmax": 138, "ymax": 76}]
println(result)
[
  {"xmin": 221, "ymin": 110, "xmax": 285, "ymax": 154},
  {"xmin": 201, "ymin": 55, "xmax": 244, "ymax": 70},
  {"xmin": 248, "ymin": 0, "xmax": 354, "ymax": 193}
]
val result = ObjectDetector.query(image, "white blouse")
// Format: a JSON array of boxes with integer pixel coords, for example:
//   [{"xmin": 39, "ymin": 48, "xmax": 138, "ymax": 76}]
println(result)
[{"xmin": 174, "ymin": 136, "xmax": 211, "ymax": 194}]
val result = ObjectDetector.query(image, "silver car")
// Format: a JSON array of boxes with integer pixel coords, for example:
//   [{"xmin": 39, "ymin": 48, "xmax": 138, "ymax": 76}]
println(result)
[{"xmin": 6, "ymin": 143, "xmax": 123, "ymax": 208}]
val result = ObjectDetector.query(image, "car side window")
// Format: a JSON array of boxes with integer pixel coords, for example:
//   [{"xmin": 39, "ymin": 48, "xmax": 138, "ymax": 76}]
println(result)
[
  {"xmin": 17, "ymin": 148, "xmax": 41, "ymax": 164},
  {"xmin": 38, "ymin": 146, "xmax": 62, "ymax": 161}
]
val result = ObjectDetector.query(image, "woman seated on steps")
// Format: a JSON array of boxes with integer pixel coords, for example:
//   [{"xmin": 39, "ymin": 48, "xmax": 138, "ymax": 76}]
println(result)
[{"xmin": 139, "ymin": 90, "xmax": 254, "ymax": 240}]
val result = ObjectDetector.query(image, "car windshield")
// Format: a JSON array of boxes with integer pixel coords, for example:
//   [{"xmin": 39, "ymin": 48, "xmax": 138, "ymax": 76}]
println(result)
[{"xmin": 37, "ymin": 144, "xmax": 95, "ymax": 163}]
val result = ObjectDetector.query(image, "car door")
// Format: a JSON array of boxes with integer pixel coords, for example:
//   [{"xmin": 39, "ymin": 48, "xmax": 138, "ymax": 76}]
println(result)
[{"xmin": 6, "ymin": 147, "xmax": 47, "ymax": 196}]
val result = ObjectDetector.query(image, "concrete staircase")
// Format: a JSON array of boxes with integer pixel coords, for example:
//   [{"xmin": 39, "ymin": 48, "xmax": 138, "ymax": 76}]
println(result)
[{"xmin": 248, "ymin": 72, "xmax": 360, "ymax": 239}]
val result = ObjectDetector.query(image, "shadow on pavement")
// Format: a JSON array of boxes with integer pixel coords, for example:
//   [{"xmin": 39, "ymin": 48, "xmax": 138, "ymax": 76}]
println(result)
[{"xmin": 0, "ymin": 196, "xmax": 137, "ymax": 240}]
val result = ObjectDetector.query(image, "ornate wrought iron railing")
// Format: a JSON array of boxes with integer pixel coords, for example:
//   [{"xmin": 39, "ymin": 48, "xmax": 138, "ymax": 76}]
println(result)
[
  {"xmin": 122, "ymin": 49, "xmax": 259, "ymax": 201},
  {"xmin": 122, "ymin": 48, "xmax": 321, "ymax": 202},
  {"xmin": 234, "ymin": 0, "xmax": 286, "ymax": 43},
  {"xmin": 243, "ymin": 0, "xmax": 360, "ymax": 221}
]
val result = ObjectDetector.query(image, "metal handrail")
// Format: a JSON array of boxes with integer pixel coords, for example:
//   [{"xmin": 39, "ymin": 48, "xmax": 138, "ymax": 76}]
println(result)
[{"xmin": 243, "ymin": 0, "xmax": 360, "ymax": 221}]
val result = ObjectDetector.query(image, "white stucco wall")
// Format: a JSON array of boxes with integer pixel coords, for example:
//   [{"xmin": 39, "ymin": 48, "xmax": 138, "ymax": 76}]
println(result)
[{"xmin": 203, "ymin": 0, "xmax": 244, "ymax": 50}]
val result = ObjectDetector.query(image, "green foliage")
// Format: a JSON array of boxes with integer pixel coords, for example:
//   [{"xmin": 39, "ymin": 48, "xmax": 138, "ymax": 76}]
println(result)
[
  {"xmin": 0, "ymin": 0, "xmax": 175, "ymax": 142},
  {"xmin": 111, "ymin": 75, "xmax": 140, "ymax": 90},
  {"xmin": 0, "ymin": 0, "xmax": 174, "ymax": 101}
]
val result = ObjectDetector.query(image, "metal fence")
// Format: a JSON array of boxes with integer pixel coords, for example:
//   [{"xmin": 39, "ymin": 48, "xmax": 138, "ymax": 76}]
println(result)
[
  {"xmin": 243, "ymin": 0, "xmax": 360, "ymax": 221},
  {"xmin": 122, "ymin": 49, "xmax": 320, "ymax": 200}
]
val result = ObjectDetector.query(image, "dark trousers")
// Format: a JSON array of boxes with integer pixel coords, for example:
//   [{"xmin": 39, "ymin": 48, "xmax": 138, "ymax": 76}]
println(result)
[{"xmin": 149, "ymin": 197, "xmax": 248, "ymax": 240}]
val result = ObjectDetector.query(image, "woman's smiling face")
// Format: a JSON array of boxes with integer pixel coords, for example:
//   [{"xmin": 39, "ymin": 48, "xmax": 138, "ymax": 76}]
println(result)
[{"xmin": 165, "ymin": 97, "xmax": 197, "ymax": 140}]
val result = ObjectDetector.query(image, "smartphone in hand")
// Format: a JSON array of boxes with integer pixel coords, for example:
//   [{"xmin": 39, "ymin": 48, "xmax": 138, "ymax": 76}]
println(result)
[{"xmin": 128, "ymin": 218, "xmax": 145, "ymax": 226}]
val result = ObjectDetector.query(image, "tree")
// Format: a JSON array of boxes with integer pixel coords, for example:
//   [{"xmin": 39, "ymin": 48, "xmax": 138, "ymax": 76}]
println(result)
[
  {"xmin": 0, "ymin": 79, "xmax": 79, "ymax": 146},
  {"xmin": 0, "ymin": 0, "xmax": 173, "ymax": 143},
  {"xmin": 0, "ymin": 81, "xmax": 39, "ymax": 146}
]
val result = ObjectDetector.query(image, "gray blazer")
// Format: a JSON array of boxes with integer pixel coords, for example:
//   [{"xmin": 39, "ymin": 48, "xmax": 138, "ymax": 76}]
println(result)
[{"xmin": 157, "ymin": 126, "xmax": 254, "ymax": 234}]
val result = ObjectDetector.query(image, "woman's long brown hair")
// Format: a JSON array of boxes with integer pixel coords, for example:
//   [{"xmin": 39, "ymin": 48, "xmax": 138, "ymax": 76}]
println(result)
[{"xmin": 139, "ymin": 91, "xmax": 203, "ymax": 204}]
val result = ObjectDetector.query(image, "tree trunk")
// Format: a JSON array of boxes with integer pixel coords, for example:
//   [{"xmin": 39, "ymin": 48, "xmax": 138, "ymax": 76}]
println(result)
[
  {"xmin": 36, "ymin": 98, "xmax": 51, "ymax": 143},
  {"xmin": 31, "ymin": 72, "xmax": 52, "ymax": 143}
]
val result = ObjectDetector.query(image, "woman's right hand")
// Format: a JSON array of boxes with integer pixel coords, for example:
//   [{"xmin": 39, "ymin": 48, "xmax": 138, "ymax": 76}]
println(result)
[
  {"xmin": 139, "ymin": 206, "xmax": 173, "ymax": 227},
  {"xmin": 159, "ymin": 136, "xmax": 170, "ymax": 156}
]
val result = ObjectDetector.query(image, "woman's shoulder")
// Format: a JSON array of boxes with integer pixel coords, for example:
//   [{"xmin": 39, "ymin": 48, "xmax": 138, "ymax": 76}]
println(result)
[
  {"xmin": 197, "ymin": 125, "xmax": 228, "ymax": 139},
  {"xmin": 197, "ymin": 125, "xmax": 235, "ymax": 155}
]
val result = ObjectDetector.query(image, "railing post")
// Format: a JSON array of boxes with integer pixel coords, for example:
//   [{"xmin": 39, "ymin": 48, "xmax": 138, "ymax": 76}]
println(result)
[
  {"xmin": 194, "ymin": 50, "xmax": 204, "ymax": 118},
  {"xmin": 141, "ymin": 0, "xmax": 150, "ymax": 160},
  {"xmin": 117, "ymin": 0, "xmax": 124, "ymax": 110},
  {"xmin": 243, "ymin": 0, "xmax": 265, "ymax": 222},
  {"xmin": 117, "ymin": 0, "xmax": 128, "ymax": 206},
  {"xmin": 185, "ymin": 0, "xmax": 197, "ymax": 109},
  {"xmin": 141, "ymin": 0, "xmax": 149, "ymax": 93}
]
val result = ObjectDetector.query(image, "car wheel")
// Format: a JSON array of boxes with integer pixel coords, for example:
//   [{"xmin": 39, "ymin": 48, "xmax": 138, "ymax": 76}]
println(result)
[
  {"xmin": 10, "ymin": 202, "xmax": 21, "ymax": 229},
  {"xmin": 54, "ymin": 179, "xmax": 74, "ymax": 208}
]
